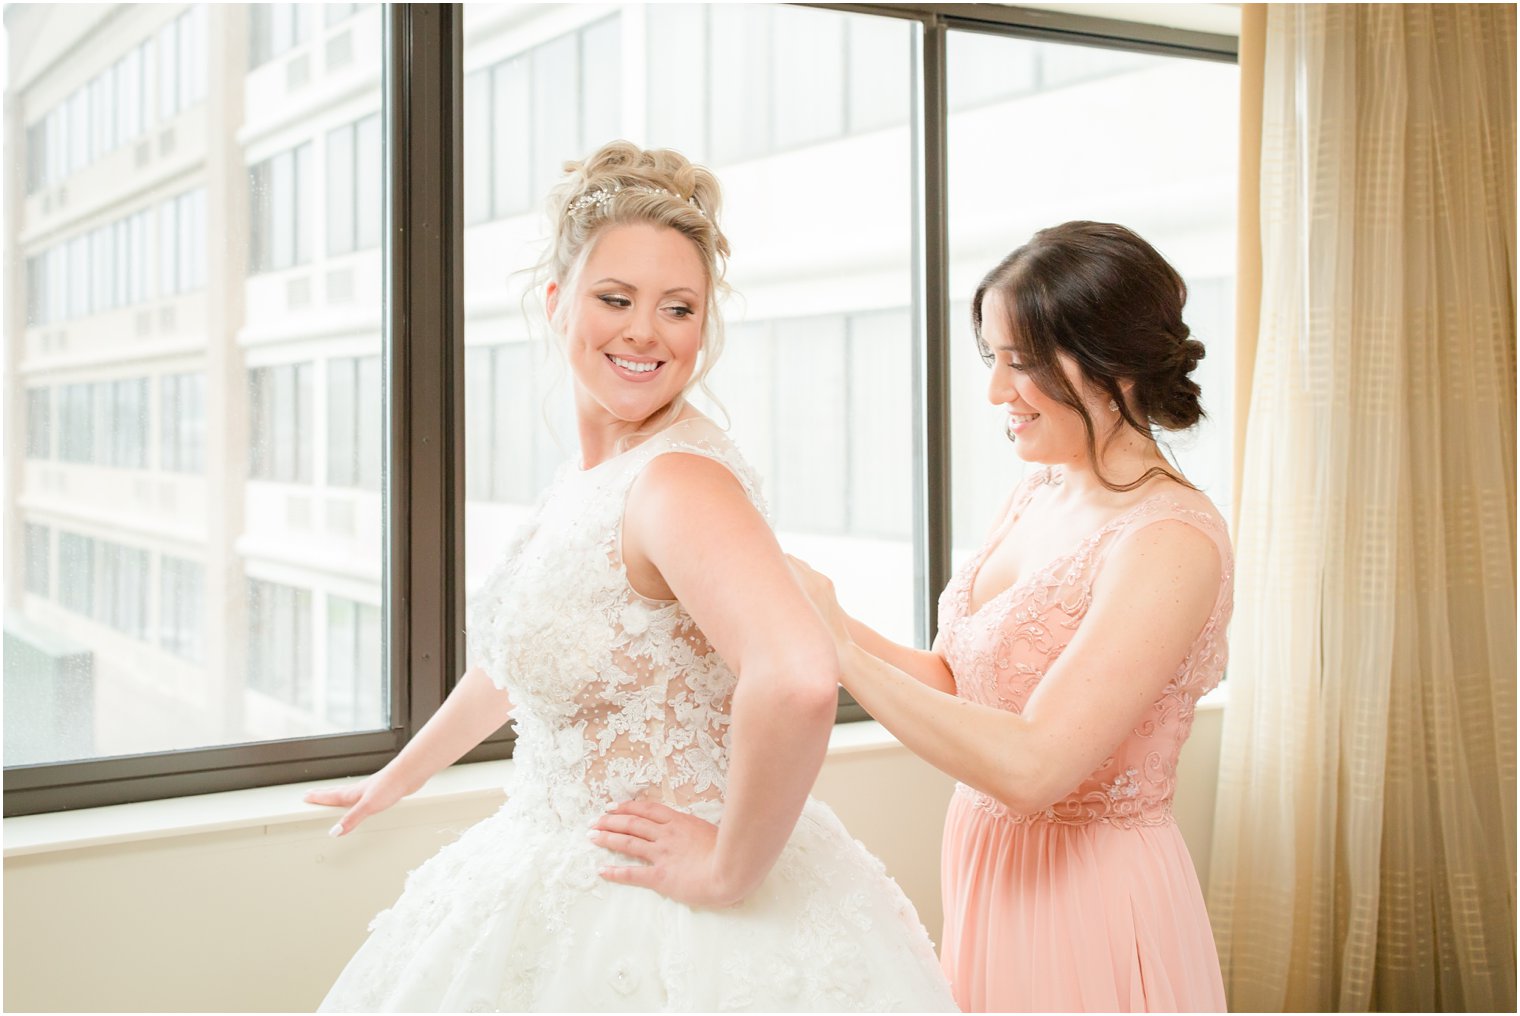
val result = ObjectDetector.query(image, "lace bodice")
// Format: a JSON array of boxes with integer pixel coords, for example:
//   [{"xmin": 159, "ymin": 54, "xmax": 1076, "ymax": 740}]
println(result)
[
  {"xmin": 466, "ymin": 416, "xmax": 766, "ymax": 827},
  {"xmin": 938, "ymin": 467, "xmax": 1234, "ymax": 829}
]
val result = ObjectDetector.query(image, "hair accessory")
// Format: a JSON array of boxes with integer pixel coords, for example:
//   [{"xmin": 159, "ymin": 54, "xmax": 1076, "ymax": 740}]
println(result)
[{"xmin": 566, "ymin": 183, "xmax": 706, "ymax": 219}]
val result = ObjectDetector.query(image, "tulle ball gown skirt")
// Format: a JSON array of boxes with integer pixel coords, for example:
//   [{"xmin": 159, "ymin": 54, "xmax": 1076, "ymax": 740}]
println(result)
[{"xmin": 319, "ymin": 796, "xmax": 958, "ymax": 1012}]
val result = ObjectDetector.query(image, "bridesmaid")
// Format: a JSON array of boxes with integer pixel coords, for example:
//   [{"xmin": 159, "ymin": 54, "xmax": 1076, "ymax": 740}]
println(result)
[{"xmin": 791, "ymin": 221, "xmax": 1231, "ymax": 1012}]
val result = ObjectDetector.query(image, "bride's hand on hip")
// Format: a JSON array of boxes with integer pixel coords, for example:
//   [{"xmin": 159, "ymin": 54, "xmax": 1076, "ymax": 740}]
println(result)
[
  {"xmin": 593, "ymin": 800, "xmax": 748, "ymax": 908},
  {"xmin": 785, "ymin": 554, "xmax": 852, "ymax": 648}
]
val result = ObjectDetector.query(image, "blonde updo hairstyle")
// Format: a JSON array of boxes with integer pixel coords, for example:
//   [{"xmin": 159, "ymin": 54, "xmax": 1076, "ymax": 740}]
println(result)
[{"xmin": 538, "ymin": 141, "xmax": 731, "ymax": 438}]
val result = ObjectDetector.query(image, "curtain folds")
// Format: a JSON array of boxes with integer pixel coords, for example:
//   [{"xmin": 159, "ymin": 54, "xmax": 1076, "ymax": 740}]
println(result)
[{"xmin": 1208, "ymin": 5, "xmax": 1516, "ymax": 1011}]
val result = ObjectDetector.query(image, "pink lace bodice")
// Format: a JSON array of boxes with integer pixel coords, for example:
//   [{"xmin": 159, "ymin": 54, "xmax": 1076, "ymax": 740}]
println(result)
[{"xmin": 938, "ymin": 467, "xmax": 1234, "ymax": 829}]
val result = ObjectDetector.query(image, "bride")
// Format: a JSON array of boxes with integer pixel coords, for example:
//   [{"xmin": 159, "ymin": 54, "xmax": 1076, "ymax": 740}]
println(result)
[{"xmin": 306, "ymin": 141, "xmax": 957, "ymax": 1013}]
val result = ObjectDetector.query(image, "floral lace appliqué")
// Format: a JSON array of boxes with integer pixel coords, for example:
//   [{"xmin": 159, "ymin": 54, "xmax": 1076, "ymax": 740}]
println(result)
[{"xmin": 940, "ymin": 469, "xmax": 1234, "ymax": 830}]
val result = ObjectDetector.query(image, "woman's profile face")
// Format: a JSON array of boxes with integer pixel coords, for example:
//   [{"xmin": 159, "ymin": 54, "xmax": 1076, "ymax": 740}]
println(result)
[
  {"xmin": 548, "ymin": 222, "xmax": 708, "ymax": 427},
  {"xmin": 980, "ymin": 288, "xmax": 1105, "ymax": 466}
]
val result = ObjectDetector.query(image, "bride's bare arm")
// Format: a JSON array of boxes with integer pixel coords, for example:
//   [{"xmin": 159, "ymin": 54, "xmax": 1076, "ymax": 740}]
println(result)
[
  {"xmin": 305, "ymin": 667, "xmax": 515, "ymax": 836},
  {"xmin": 593, "ymin": 452, "xmax": 839, "ymax": 907}
]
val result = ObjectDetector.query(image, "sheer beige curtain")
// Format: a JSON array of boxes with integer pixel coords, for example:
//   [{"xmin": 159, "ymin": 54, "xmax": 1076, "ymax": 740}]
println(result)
[{"xmin": 1208, "ymin": 4, "xmax": 1516, "ymax": 1011}]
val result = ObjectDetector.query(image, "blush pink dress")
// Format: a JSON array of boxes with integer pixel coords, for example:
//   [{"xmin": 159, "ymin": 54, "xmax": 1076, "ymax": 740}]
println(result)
[{"xmin": 937, "ymin": 468, "xmax": 1231, "ymax": 1013}]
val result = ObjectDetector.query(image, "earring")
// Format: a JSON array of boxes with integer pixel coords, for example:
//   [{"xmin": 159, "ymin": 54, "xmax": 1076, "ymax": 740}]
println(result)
[{"xmin": 1108, "ymin": 399, "xmax": 1119, "ymax": 413}]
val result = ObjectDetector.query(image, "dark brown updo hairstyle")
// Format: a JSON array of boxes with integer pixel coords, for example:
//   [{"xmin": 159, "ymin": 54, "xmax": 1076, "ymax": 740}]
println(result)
[{"xmin": 972, "ymin": 220, "xmax": 1207, "ymax": 492}]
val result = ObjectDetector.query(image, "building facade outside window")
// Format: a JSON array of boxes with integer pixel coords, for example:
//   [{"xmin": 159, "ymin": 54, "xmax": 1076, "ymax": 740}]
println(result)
[
  {"xmin": 249, "ymin": 363, "xmax": 314, "ymax": 483},
  {"xmin": 247, "ymin": 578, "xmax": 314, "ymax": 711},
  {"xmin": 160, "ymin": 372, "xmax": 206, "ymax": 473},
  {"xmin": 26, "ymin": 389, "xmax": 50, "ymax": 459},
  {"xmin": 159, "ymin": 556, "xmax": 205, "ymax": 662},
  {"xmin": 249, "ymin": 144, "xmax": 313, "ymax": 274},
  {"xmin": 24, "ymin": 524, "xmax": 50, "ymax": 598}
]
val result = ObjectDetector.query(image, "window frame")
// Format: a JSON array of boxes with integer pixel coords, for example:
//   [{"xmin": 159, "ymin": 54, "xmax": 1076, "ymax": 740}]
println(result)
[{"xmin": 3, "ymin": 4, "xmax": 1235, "ymax": 816}]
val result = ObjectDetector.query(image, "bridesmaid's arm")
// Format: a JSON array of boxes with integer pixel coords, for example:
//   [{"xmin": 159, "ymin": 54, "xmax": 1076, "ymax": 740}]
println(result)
[
  {"xmin": 791, "ymin": 520, "xmax": 1221, "ymax": 813},
  {"xmin": 784, "ymin": 485, "xmax": 1023, "ymax": 698},
  {"xmin": 836, "ymin": 601, "xmax": 956, "ymax": 695},
  {"xmin": 594, "ymin": 452, "xmax": 839, "ymax": 907}
]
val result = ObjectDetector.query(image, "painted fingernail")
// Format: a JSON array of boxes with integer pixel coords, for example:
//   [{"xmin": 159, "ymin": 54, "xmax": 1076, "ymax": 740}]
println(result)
[{"xmin": 328, "ymin": 823, "xmax": 343, "ymax": 838}]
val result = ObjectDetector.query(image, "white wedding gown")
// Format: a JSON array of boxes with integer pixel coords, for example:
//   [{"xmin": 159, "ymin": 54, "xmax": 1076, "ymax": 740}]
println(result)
[{"xmin": 319, "ymin": 416, "xmax": 957, "ymax": 1012}]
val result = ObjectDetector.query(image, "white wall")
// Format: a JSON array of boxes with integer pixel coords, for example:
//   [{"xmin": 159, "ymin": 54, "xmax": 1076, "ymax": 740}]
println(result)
[{"xmin": 3, "ymin": 708, "xmax": 1224, "ymax": 1013}]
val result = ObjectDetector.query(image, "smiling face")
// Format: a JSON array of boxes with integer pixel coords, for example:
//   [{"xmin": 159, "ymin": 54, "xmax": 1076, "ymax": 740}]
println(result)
[
  {"xmin": 547, "ymin": 222, "xmax": 709, "ymax": 430},
  {"xmin": 980, "ymin": 288, "xmax": 1110, "ymax": 466}
]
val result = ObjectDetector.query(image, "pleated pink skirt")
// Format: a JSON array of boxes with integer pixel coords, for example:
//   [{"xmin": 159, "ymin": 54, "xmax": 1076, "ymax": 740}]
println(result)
[{"xmin": 940, "ymin": 791, "xmax": 1226, "ymax": 1012}]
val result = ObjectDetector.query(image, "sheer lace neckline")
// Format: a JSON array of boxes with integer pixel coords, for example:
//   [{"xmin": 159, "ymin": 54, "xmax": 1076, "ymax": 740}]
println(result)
[
  {"xmin": 962, "ymin": 469, "xmax": 1210, "ymax": 618},
  {"xmin": 575, "ymin": 414, "xmax": 706, "ymax": 474}
]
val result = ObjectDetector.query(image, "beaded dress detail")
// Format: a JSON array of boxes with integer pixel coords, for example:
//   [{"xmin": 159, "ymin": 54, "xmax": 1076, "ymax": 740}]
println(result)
[
  {"xmin": 319, "ymin": 417, "xmax": 956, "ymax": 1013},
  {"xmin": 937, "ymin": 467, "xmax": 1231, "ymax": 1012}
]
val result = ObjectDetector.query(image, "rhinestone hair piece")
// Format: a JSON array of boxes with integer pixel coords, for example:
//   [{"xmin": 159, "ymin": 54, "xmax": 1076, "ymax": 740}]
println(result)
[{"xmin": 566, "ymin": 183, "xmax": 707, "ymax": 219}]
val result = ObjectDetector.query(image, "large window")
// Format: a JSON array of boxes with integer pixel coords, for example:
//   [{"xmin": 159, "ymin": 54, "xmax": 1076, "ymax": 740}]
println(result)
[
  {"xmin": 5, "ymin": 4, "xmax": 1236, "ymax": 815},
  {"xmin": 7, "ymin": 2, "xmax": 391, "ymax": 809}
]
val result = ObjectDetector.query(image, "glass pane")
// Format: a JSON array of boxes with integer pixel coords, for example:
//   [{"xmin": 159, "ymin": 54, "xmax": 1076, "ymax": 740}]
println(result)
[
  {"xmin": 491, "ymin": 59, "xmax": 531, "ymax": 218},
  {"xmin": 771, "ymin": 6, "xmax": 844, "ymax": 151},
  {"xmin": 530, "ymin": 32, "xmax": 578, "ymax": 200},
  {"xmin": 946, "ymin": 33, "xmax": 1239, "ymax": 563},
  {"xmin": 579, "ymin": 18, "xmax": 621, "ymax": 159},
  {"xmin": 354, "ymin": 114, "xmax": 381, "ymax": 251},
  {"xmin": 708, "ymin": 5, "xmax": 771, "ymax": 165},
  {"xmin": 4, "ymin": 4, "xmax": 390, "ymax": 766},
  {"xmin": 644, "ymin": 5, "xmax": 706, "ymax": 160},
  {"xmin": 327, "ymin": 123, "xmax": 356, "ymax": 256},
  {"xmin": 463, "ymin": 70, "xmax": 491, "ymax": 225},
  {"xmin": 847, "ymin": 16, "xmax": 910, "ymax": 134},
  {"xmin": 461, "ymin": 4, "xmax": 919, "ymax": 656}
]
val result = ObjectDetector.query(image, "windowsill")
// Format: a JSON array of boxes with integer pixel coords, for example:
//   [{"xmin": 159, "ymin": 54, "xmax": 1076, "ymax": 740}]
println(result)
[
  {"xmin": 3, "ymin": 719, "xmax": 907, "ymax": 859},
  {"xmin": 4, "ymin": 690, "xmax": 1229, "ymax": 860}
]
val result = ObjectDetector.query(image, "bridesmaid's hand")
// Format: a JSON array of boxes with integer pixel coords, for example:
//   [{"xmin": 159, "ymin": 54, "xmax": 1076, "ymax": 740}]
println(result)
[
  {"xmin": 592, "ymin": 801, "xmax": 748, "ymax": 908},
  {"xmin": 785, "ymin": 555, "xmax": 853, "ymax": 648}
]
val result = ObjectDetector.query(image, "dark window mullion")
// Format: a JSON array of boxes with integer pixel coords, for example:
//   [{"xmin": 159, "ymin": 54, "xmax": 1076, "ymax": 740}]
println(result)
[
  {"xmin": 387, "ymin": 4, "xmax": 464, "ymax": 743},
  {"xmin": 909, "ymin": 14, "xmax": 951, "ymax": 651}
]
